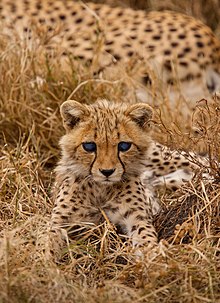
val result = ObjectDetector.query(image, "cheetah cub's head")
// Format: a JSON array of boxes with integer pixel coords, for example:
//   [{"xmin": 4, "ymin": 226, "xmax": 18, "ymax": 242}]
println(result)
[{"xmin": 59, "ymin": 100, "xmax": 153, "ymax": 184}]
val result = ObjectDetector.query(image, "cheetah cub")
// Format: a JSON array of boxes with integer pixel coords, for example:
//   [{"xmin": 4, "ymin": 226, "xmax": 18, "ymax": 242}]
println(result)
[{"xmin": 50, "ymin": 100, "xmax": 208, "ymax": 257}]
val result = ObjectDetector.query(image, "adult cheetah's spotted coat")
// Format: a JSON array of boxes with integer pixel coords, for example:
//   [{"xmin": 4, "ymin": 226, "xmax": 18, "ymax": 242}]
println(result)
[{"xmin": 1, "ymin": 0, "xmax": 220, "ymax": 103}]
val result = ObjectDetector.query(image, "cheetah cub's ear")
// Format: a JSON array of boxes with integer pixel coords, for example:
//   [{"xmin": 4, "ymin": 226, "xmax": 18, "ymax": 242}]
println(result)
[
  {"xmin": 125, "ymin": 103, "xmax": 153, "ymax": 130},
  {"xmin": 60, "ymin": 100, "xmax": 90, "ymax": 131}
]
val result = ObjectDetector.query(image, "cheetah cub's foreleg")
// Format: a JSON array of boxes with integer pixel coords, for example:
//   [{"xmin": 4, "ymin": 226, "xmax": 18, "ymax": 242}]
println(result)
[{"xmin": 103, "ymin": 179, "xmax": 158, "ymax": 249}]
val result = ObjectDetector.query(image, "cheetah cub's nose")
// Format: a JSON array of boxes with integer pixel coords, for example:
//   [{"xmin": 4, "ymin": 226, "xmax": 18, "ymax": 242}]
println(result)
[{"xmin": 99, "ymin": 169, "xmax": 115, "ymax": 177}]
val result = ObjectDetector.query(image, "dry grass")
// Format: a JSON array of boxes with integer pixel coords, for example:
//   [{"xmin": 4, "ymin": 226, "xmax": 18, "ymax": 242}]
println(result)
[{"xmin": 0, "ymin": 2, "xmax": 220, "ymax": 302}]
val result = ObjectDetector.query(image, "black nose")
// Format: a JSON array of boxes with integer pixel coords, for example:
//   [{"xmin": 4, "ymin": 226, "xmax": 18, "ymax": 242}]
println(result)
[{"xmin": 99, "ymin": 169, "xmax": 115, "ymax": 177}]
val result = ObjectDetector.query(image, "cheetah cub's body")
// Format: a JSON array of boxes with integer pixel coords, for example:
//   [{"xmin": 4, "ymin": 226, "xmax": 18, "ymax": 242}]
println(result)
[{"xmin": 51, "ymin": 100, "xmax": 206, "ymax": 253}]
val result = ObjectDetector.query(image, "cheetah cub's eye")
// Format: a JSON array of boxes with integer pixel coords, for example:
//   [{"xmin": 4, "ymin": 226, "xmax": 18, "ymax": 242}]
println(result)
[
  {"xmin": 82, "ymin": 142, "xmax": 97, "ymax": 152},
  {"xmin": 118, "ymin": 142, "xmax": 132, "ymax": 152}
]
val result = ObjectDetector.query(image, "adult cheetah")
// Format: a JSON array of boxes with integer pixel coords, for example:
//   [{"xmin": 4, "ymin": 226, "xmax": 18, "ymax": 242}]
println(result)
[{"xmin": 0, "ymin": 0, "xmax": 220, "ymax": 105}]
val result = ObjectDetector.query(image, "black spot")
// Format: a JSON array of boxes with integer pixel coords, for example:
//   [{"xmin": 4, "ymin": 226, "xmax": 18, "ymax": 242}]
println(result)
[
  {"xmin": 75, "ymin": 18, "xmax": 83, "ymax": 24},
  {"xmin": 171, "ymin": 42, "xmax": 178, "ymax": 47},
  {"xmin": 177, "ymin": 53, "xmax": 184, "ymax": 59},
  {"xmin": 88, "ymin": 182, "xmax": 93, "ymax": 188},
  {"xmin": 170, "ymin": 180, "xmax": 176, "ymax": 183},
  {"xmin": 114, "ymin": 54, "xmax": 121, "ymax": 60},
  {"xmin": 152, "ymin": 158, "xmax": 160, "ymax": 163},
  {"xmin": 153, "ymin": 151, "xmax": 159, "ymax": 156},
  {"xmin": 182, "ymin": 162, "xmax": 190, "ymax": 166},
  {"xmin": 59, "ymin": 14, "xmax": 66, "ymax": 20},
  {"xmin": 164, "ymin": 60, "xmax": 172, "ymax": 71},
  {"xmin": 122, "ymin": 43, "xmax": 131, "ymax": 48},
  {"xmin": 184, "ymin": 47, "xmax": 191, "ymax": 53},
  {"xmin": 131, "ymin": 225, "xmax": 137, "ymax": 232},
  {"xmin": 136, "ymin": 215, "xmax": 145, "ymax": 221},
  {"xmin": 152, "ymin": 35, "xmax": 161, "ymax": 40},
  {"xmin": 172, "ymin": 186, "xmax": 178, "ymax": 191},
  {"xmin": 138, "ymin": 227, "xmax": 145, "ymax": 234},
  {"xmin": 144, "ymin": 27, "xmax": 153, "ymax": 32},
  {"xmin": 84, "ymin": 47, "xmax": 93, "ymax": 51},
  {"xmin": 39, "ymin": 18, "xmax": 45, "ymax": 24},
  {"xmin": 36, "ymin": 3, "xmax": 42, "ymax": 10},
  {"xmin": 63, "ymin": 191, "xmax": 68, "ymax": 195},
  {"xmin": 178, "ymin": 34, "xmax": 186, "ymax": 39},
  {"xmin": 106, "ymin": 40, "xmax": 114, "ymax": 45},
  {"xmin": 61, "ymin": 204, "xmax": 68, "ymax": 208},
  {"xmin": 87, "ymin": 21, "xmax": 95, "ymax": 26},
  {"xmin": 169, "ymin": 28, "xmax": 177, "ymax": 32},
  {"xmin": 142, "ymin": 75, "xmax": 152, "ymax": 85},
  {"xmin": 194, "ymin": 33, "xmax": 202, "ymax": 38},
  {"xmin": 197, "ymin": 41, "xmax": 204, "ymax": 48},
  {"xmin": 180, "ymin": 61, "xmax": 188, "ymax": 67},
  {"xmin": 114, "ymin": 32, "xmax": 122, "ymax": 37},
  {"xmin": 148, "ymin": 45, "xmax": 155, "ymax": 51},
  {"xmin": 126, "ymin": 198, "xmax": 132, "ymax": 203},
  {"xmin": 127, "ymin": 51, "xmax": 134, "ymax": 57},
  {"xmin": 164, "ymin": 50, "xmax": 171, "ymax": 56},
  {"xmin": 124, "ymin": 209, "xmax": 134, "ymax": 218}
]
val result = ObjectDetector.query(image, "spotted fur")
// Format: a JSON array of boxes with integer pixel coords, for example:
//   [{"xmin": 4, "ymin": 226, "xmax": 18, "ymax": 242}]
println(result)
[
  {"xmin": 49, "ymin": 100, "xmax": 208, "ymax": 257},
  {"xmin": 1, "ymin": 0, "xmax": 220, "ymax": 103}
]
